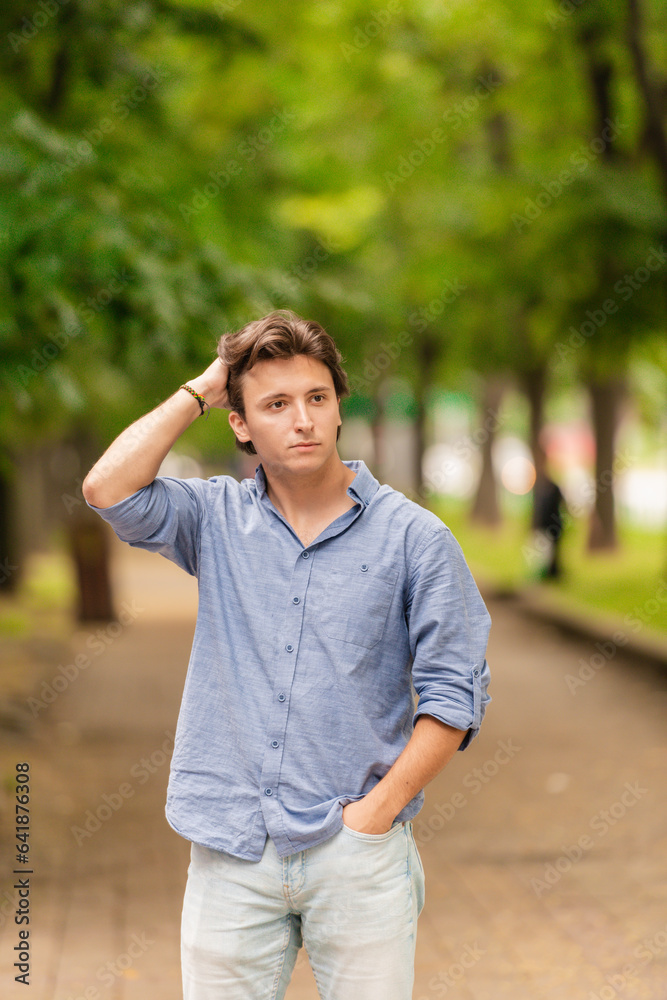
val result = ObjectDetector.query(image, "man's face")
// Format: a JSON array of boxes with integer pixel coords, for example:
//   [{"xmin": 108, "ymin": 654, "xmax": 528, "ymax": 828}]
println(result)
[{"xmin": 227, "ymin": 354, "xmax": 342, "ymax": 474}]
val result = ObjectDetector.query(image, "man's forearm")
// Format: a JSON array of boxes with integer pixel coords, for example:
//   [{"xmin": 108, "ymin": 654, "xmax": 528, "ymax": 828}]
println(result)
[
  {"xmin": 82, "ymin": 389, "xmax": 202, "ymax": 509},
  {"xmin": 82, "ymin": 360, "xmax": 231, "ymax": 509},
  {"xmin": 342, "ymin": 715, "xmax": 467, "ymax": 833}
]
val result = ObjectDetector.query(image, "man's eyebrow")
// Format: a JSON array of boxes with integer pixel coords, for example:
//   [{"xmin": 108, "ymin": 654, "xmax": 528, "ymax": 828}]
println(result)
[{"xmin": 256, "ymin": 385, "xmax": 332, "ymax": 404}]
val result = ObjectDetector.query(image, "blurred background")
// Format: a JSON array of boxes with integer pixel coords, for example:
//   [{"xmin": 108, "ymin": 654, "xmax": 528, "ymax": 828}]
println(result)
[
  {"xmin": 1, "ymin": 0, "xmax": 667, "ymax": 997},
  {"xmin": 1, "ymin": 0, "xmax": 666, "ymax": 630}
]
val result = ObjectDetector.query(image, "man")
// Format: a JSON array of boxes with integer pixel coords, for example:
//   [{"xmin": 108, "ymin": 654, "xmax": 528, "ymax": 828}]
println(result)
[
  {"xmin": 531, "ymin": 447, "xmax": 565, "ymax": 579},
  {"xmin": 83, "ymin": 310, "xmax": 491, "ymax": 1000}
]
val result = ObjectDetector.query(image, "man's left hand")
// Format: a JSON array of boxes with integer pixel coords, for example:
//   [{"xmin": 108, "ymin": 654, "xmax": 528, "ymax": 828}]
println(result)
[{"xmin": 341, "ymin": 797, "xmax": 395, "ymax": 835}]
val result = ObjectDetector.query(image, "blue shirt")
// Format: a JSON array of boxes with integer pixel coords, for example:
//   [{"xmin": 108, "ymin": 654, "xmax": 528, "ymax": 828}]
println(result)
[{"xmin": 88, "ymin": 459, "xmax": 491, "ymax": 860}]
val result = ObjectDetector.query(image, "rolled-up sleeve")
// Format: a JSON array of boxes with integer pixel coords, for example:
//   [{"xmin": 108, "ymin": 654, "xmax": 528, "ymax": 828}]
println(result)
[
  {"xmin": 85, "ymin": 476, "xmax": 207, "ymax": 576},
  {"xmin": 408, "ymin": 524, "xmax": 491, "ymax": 750}
]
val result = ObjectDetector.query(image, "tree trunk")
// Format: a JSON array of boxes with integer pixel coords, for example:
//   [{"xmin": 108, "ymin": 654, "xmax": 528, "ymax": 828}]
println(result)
[
  {"xmin": 626, "ymin": 0, "xmax": 667, "ymax": 200},
  {"xmin": 521, "ymin": 365, "xmax": 550, "ymax": 534},
  {"xmin": 521, "ymin": 366, "xmax": 547, "ymax": 474},
  {"xmin": 413, "ymin": 336, "xmax": 437, "ymax": 497},
  {"xmin": 470, "ymin": 378, "xmax": 504, "ymax": 527},
  {"xmin": 67, "ymin": 513, "xmax": 115, "ymax": 622},
  {"xmin": 44, "ymin": 0, "xmax": 77, "ymax": 115},
  {"xmin": 4, "ymin": 447, "xmax": 54, "ymax": 595},
  {"xmin": 577, "ymin": 21, "xmax": 618, "ymax": 164},
  {"xmin": 0, "ymin": 460, "xmax": 21, "ymax": 594},
  {"xmin": 587, "ymin": 378, "xmax": 625, "ymax": 551},
  {"xmin": 63, "ymin": 430, "xmax": 116, "ymax": 622}
]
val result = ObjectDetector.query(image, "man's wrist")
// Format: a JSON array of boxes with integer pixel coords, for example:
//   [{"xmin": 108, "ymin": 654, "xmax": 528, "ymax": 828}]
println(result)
[
  {"xmin": 172, "ymin": 385, "xmax": 207, "ymax": 421},
  {"xmin": 183, "ymin": 377, "xmax": 211, "ymax": 400},
  {"xmin": 360, "ymin": 781, "xmax": 401, "ymax": 825}
]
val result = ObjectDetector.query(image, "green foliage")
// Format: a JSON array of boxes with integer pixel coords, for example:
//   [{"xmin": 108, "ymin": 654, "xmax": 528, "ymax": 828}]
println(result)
[{"xmin": 0, "ymin": 0, "xmax": 666, "ymax": 453}]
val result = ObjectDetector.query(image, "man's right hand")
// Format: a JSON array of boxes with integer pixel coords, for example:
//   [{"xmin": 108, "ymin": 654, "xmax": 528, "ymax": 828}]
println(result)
[{"xmin": 186, "ymin": 357, "xmax": 232, "ymax": 411}]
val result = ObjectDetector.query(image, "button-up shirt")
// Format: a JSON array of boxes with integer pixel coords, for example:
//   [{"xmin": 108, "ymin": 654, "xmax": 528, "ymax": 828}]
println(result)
[{"xmin": 87, "ymin": 459, "xmax": 491, "ymax": 860}]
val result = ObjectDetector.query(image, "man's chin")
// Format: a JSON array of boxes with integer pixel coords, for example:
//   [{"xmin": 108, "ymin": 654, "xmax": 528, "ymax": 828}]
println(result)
[{"xmin": 261, "ymin": 446, "xmax": 331, "ymax": 475}]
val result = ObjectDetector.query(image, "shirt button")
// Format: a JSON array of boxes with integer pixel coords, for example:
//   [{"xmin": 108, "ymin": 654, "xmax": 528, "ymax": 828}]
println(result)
[
  {"xmin": 285, "ymin": 643, "xmax": 294, "ymax": 652},
  {"xmin": 264, "ymin": 787, "xmax": 273, "ymax": 795},
  {"xmin": 301, "ymin": 551, "xmax": 310, "ymax": 559},
  {"xmin": 271, "ymin": 740, "xmax": 279, "ymax": 748},
  {"xmin": 361, "ymin": 563, "xmax": 369, "ymax": 572},
  {"xmin": 473, "ymin": 668, "xmax": 480, "ymax": 676},
  {"xmin": 292, "ymin": 597, "xmax": 300, "ymax": 604},
  {"xmin": 278, "ymin": 693, "xmax": 286, "ymax": 702}
]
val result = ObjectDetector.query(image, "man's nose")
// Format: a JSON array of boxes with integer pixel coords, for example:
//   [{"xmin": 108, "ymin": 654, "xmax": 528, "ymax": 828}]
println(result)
[{"xmin": 293, "ymin": 402, "xmax": 314, "ymax": 428}]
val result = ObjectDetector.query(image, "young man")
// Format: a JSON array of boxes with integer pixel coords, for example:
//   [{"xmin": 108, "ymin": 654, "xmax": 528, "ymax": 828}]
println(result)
[{"xmin": 82, "ymin": 310, "xmax": 491, "ymax": 1000}]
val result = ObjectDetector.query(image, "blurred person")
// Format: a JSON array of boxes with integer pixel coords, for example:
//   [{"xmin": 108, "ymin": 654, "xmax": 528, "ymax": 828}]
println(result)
[
  {"xmin": 531, "ymin": 447, "xmax": 565, "ymax": 579},
  {"xmin": 82, "ymin": 310, "xmax": 491, "ymax": 1000}
]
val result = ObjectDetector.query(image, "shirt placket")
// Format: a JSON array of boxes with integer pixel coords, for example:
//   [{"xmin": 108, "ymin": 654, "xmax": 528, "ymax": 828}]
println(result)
[{"xmin": 258, "ymin": 546, "xmax": 314, "ymax": 833}]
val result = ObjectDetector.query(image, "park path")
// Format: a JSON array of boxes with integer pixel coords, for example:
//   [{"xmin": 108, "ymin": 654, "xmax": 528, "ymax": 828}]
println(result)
[{"xmin": 1, "ymin": 536, "xmax": 666, "ymax": 1000}]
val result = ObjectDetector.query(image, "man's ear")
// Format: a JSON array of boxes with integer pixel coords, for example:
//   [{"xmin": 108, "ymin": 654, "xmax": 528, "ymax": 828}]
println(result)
[{"xmin": 228, "ymin": 410, "xmax": 251, "ymax": 443}]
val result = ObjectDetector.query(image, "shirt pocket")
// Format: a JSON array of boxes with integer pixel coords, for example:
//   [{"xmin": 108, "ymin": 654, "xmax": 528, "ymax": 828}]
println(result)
[{"xmin": 322, "ymin": 562, "xmax": 400, "ymax": 649}]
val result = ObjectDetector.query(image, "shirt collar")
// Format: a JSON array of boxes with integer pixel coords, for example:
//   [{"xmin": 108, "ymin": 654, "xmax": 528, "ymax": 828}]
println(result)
[{"xmin": 254, "ymin": 459, "xmax": 380, "ymax": 509}]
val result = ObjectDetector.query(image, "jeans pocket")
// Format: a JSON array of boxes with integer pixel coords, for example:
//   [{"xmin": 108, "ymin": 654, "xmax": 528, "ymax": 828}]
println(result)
[
  {"xmin": 406, "ymin": 822, "xmax": 426, "ymax": 915},
  {"xmin": 406, "ymin": 821, "xmax": 425, "ymax": 877},
  {"xmin": 341, "ymin": 820, "xmax": 405, "ymax": 842}
]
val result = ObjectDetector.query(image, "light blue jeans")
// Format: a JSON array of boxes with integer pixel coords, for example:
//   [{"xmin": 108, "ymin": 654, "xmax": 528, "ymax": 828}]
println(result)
[{"xmin": 181, "ymin": 819, "xmax": 425, "ymax": 999}]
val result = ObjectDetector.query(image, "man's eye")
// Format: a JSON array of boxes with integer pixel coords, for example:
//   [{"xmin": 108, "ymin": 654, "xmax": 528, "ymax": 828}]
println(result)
[{"xmin": 312, "ymin": 395, "xmax": 324, "ymax": 402}]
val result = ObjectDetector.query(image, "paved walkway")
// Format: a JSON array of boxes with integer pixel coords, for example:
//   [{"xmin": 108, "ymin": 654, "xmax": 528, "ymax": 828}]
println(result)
[{"xmin": 1, "ymin": 538, "xmax": 666, "ymax": 999}]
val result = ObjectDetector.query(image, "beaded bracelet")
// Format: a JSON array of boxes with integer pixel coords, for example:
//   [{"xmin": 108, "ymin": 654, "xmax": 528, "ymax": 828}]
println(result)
[{"xmin": 180, "ymin": 383, "xmax": 210, "ymax": 418}]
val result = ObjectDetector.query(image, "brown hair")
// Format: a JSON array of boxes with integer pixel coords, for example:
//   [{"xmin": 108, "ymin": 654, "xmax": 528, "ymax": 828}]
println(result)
[{"xmin": 217, "ymin": 310, "xmax": 350, "ymax": 455}]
